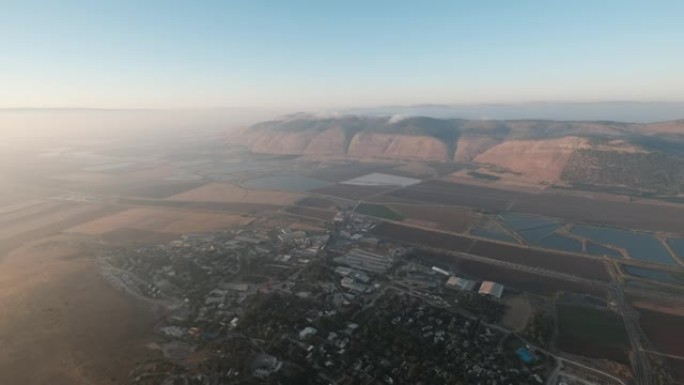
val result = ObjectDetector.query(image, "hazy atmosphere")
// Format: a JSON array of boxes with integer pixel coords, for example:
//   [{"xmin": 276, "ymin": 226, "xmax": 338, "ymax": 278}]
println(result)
[{"xmin": 2, "ymin": 2, "xmax": 684, "ymax": 385}]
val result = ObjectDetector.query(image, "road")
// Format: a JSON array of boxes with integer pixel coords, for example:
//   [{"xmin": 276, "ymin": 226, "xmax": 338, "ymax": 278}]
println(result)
[{"xmin": 612, "ymin": 283, "xmax": 653, "ymax": 385}]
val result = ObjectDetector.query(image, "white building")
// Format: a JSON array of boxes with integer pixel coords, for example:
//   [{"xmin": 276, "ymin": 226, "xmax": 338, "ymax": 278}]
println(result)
[
  {"xmin": 446, "ymin": 276, "xmax": 477, "ymax": 291},
  {"xmin": 431, "ymin": 266, "xmax": 450, "ymax": 276},
  {"xmin": 478, "ymin": 281, "xmax": 504, "ymax": 298}
]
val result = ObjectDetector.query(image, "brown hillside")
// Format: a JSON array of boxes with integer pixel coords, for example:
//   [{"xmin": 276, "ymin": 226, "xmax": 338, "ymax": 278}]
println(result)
[{"xmin": 474, "ymin": 137, "xmax": 590, "ymax": 183}]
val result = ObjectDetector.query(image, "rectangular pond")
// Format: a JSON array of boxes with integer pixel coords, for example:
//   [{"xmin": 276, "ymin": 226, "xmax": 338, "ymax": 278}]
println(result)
[
  {"xmin": 586, "ymin": 241, "xmax": 623, "ymax": 259},
  {"xmin": 571, "ymin": 225, "xmax": 676, "ymax": 266},
  {"xmin": 538, "ymin": 234, "xmax": 584, "ymax": 254},
  {"xmin": 622, "ymin": 265, "xmax": 684, "ymax": 285}
]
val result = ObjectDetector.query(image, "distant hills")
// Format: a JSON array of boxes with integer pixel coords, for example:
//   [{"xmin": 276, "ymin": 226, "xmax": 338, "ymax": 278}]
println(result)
[
  {"xmin": 230, "ymin": 114, "xmax": 684, "ymax": 196},
  {"xmin": 343, "ymin": 101, "xmax": 684, "ymax": 123}
]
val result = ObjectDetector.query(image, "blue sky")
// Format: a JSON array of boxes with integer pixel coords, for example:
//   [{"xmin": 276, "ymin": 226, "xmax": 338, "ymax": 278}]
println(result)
[{"xmin": 1, "ymin": 0, "xmax": 683, "ymax": 108}]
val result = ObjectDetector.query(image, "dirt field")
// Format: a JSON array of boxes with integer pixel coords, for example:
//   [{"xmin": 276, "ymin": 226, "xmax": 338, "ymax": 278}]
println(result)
[
  {"xmin": 468, "ymin": 240, "xmax": 610, "ymax": 281},
  {"xmin": 388, "ymin": 204, "xmax": 477, "ymax": 233},
  {"xmin": 311, "ymin": 184, "xmax": 398, "ymax": 201},
  {"xmin": 294, "ymin": 197, "xmax": 336, "ymax": 209},
  {"xmin": 373, "ymin": 222, "xmax": 611, "ymax": 281},
  {"xmin": 168, "ymin": 182, "xmax": 303, "ymax": 205},
  {"xmin": 68, "ymin": 207, "xmax": 254, "ymax": 235},
  {"xmin": 556, "ymin": 304, "xmax": 630, "ymax": 364},
  {"xmin": 634, "ymin": 307, "xmax": 684, "ymax": 357},
  {"xmin": 0, "ymin": 236, "xmax": 157, "ymax": 385},
  {"xmin": 121, "ymin": 181, "xmax": 206, "ymax": 199},
  {"xmin": 383, "ymin": 180, "xmax": 684, "ymax": 233},
  {"xmin": 0, "ymin": 201, "xmax": 122, "ymax": 258},
  {"xmin": 502, "ymin": 295, "xmax": 532, "ymax": 332},
  {"xmin": 285, "ymin": 206, "xmax": 336, "ymax": 221}
]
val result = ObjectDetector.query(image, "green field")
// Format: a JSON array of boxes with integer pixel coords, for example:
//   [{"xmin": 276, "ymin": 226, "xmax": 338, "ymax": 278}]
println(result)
[
  {"xmin": 556, "ymin": 304, "xmax": 630, "ymax": 363},
  {"xmin": 356, "ymin": 203, "xmax": 404, "ymax": 221}
]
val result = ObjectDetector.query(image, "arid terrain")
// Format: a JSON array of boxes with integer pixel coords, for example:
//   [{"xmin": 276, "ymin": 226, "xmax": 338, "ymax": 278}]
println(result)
[{"xmin": 1, "ymin": 116, "xmax": 684, "ymax": 384}]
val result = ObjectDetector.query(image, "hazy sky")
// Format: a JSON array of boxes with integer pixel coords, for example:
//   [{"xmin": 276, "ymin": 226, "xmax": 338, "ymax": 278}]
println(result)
[{"xmin": 2, "ymin": 1, "xmax": 683, "ymax": 109}]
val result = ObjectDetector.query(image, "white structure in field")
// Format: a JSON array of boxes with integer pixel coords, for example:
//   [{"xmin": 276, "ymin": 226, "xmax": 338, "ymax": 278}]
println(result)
[{"xmin": 478, "ymin": 281, "xmax": 504, "ymax": 298}]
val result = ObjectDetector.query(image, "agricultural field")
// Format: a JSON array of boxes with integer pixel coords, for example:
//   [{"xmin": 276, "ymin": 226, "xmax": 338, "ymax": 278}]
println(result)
[
  {"xmin": 167, "ymin": 182, "xmax": 303, "ymax": 205},
  {"xmin": 626, "ymin": 299, "xmax": 684, "ymax": 382},
  {"xmin": 634, "ymin": 306, "xmax": 684, "ymax": 357},
  {"xmin": 373, "ymin": 222, "xmax": 474, "ymax": 252},
  {"xmin": 284, "ymin": 206, "xmax": 336, "ymax": 221},
  {"xmin": 383, "ymin": 180, "xmax": 684, "ymax": 233},
  {"xmin": 68, "ymin": 207, "xmax": 254, "ymax": 236},
  {"xmin": 414, "ymin": 251, "xmax": 608, "ymax": 297},
  {"xmin": 294, "ymin": 197, "xmax": 336, "ymax": 209},
  {"xmin": 468, "ymin": 240, "xmax": 611, "ymax": 281},
  {"xmin": 0, "ymin": 200, "xmax": 120, "ymax": 256},
  {"xmin": 312, "ymin": 184, "xmax": 397, "ymax": 201},
  {"xmin": 556, "ymin": 304, "xmax": 630, "ymax": 364},
  {"xmin": 242, "ymin": 174, "xmax": 330, "ymax": 192},
  {"xmin": 373, "ymin": 222, "xmax": 611, "ymax": 281},
  {"xmin": 119, "ymin": 181, "xmax": 206, "ymax": 199},
  {"xmin": 388, "ymin": 204, "xmax": 477, "ymax": 233},
  {"xmin": 355, "ymin": 203, "xmax": 404, "ymax": 221}
]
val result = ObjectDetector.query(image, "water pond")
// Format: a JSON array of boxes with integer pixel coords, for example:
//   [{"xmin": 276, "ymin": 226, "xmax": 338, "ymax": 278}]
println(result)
[
  {"xmin": 571, "ymin": 225, "xmax": 676, "ymax": 266},
  {"xmin": 538, "ymin": 234, "xmax": 583, "ymax": 254},
  {"xmin": 586, "ymin": 242, "xmax": 623, "ymax": 259},
  {"xmin": 622, "ymin": 265, "xmax": 684, "ymax": 285}
]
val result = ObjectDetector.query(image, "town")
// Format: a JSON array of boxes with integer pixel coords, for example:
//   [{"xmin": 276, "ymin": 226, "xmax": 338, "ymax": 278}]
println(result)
[{"xmin": 97, "ymin": 209, "xmax": 617, "ymax": 385}]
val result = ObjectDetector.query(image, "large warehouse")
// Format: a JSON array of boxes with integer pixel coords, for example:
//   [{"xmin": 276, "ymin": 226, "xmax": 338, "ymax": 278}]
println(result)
[{"xmin": 478, "ymin": 281, "xmax": 504, "ymax": 298}]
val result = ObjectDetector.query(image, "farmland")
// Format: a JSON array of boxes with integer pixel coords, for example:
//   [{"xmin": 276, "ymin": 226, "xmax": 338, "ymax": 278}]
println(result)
[
  {"xmin": 312, "ymin": 183, "xmax": 397, "ymax": 201},
  {"xmin": 294, "ymin": 197, "xmax": 336, "ymax": 209},
  {"xmin": 413, "ymin": 251, "xmax": 608, "ymax": 297},
  {"xmin": 0, "ymin": 200, "xmax": 122, "ymax": 257},
  {"xmin": 284, "ymin": 206, "xmax": 336, "ymax": 221},
  {"xmin": 383, "ymin": 180, "xmax": 684, "ymax": 233},
  {"xmin": 355, "ymin": 203, "xmax": 404, "ymax": 221},
  {"xmin": 373, "ymin": 222, "xmax": 611, "ymax": 281},
  {"xmin": 388, "ymin": 204, "xmax": 477, "ymax": 233},
  {"xmin": 634, "ymin": 306, "xmax": 684, "ymax": 357},
  {"xmin": 119, "ymin": 181, "xmax": 206, "ymax": 199},
  {"xmin": 68, "ymin": 207, "xmax": 254, "ymax": 236},
  {"xmin": 556, "ymin": 304, "xmax": 630, "ymax": 364},
  {"xmin": 168, "ymin": 182, "xmax": 303, "ymax": 205}
]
